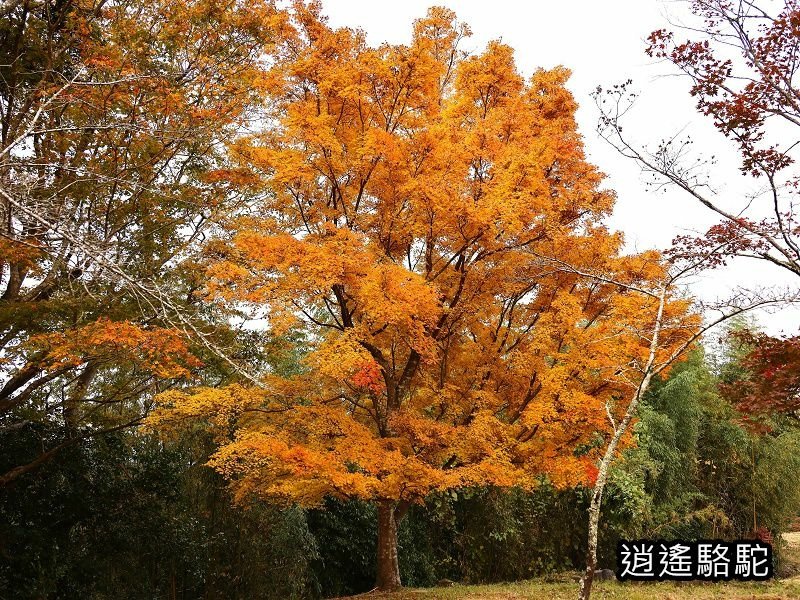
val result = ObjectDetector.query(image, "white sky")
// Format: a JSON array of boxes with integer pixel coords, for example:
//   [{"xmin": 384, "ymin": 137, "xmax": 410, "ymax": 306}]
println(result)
[{"xmin": 321, "ymin": 0, "xmax": 800, "ymax": 336}]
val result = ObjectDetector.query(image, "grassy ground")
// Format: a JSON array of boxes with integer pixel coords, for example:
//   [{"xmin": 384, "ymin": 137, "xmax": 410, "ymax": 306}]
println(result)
[
  {"xmin": 338, "ymin": 578, "xmax": 800, "ymax": 600},
  {"xmin": 779, "ymin": 531, "xmax": 800, "ymax": 578},
  {"xmin": 337, "ymin": 532, "xmax": 800, "ymax": 599}
]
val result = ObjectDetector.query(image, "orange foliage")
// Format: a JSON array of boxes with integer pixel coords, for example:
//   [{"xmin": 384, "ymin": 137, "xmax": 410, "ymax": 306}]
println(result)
[
  {"xmin": 151, "ymin": 4, "xmax": 697, "ymax": 507},
  {"xmin": 23, "ymin": 319, "xmax": 200, "ymax": 379}
]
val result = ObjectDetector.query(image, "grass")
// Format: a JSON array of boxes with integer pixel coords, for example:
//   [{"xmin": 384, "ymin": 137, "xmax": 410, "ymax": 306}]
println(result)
[
  {"xmin": 778, "ymin": 531, "xmax": 800, "ymax": 578},
  {"xmin": 337, "ymin": 577, "xmax": 800, "ymax": 599},
  {"xmin": 336, "ymin": 531, "xmax": 800, "ymax": 599}
]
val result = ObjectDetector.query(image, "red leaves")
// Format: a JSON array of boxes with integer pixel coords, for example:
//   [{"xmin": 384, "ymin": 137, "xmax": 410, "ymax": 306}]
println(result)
[
  {"xmin": 645, "ymin": 29, "xmax": 672, "ymax": 59},
  {"xmin": 721, "ymin": 330, "xmax": 800, "ymax": 419},
  {"xmin": 647, "ymin": 3, "xmax": 799, "ymax": 178},
  {"xmin": 584, "ymin": 462, "xmax": 600, "ymax": 487},
  {"xmin": 668, "ymin": 219, "xmax": 771, "ymax": 268},
  {"xmin": 350, "ymin": 359, "xmax": 384, "ymax": 394}
]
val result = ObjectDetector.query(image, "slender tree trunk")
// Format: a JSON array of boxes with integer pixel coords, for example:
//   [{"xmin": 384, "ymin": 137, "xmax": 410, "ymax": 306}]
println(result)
[
  {"xmin": 65, "ymin": 361, "xmax": 96, "ymax": 437},
  {"xmin": 578, "ymin": 290, "xmax": 666, "ymax": 600},
  {"xmin": 578, "ymin": 373, "xmax": 656, "ymax": 600},
  {"xmin": 375, "ymin": 500, "xmax": 406, "ymax": 591},
  {"xmin": 579, "ymin": 496, "xmax": 599, "ymax": 600}
]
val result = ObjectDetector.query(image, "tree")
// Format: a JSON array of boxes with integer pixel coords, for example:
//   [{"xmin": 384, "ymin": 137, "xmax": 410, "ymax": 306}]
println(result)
[
  {"xmin": 615, "ymin": 343, "xmax": 800, "ymax": 545},
  {"xmin": 550, "ymin": 248, "xmax": 781, "ymax": 600},
  {"xmin": 0, "ymin": 0, "xmax": 278, "ymax": 484},
  {"xmin": 720, "ymin": 329, "xmax": 800, "ymax": 419},
  {"xmin": 0, "ymin": 425, "xmax": 321, "ymax": 599},
  {"xmin": 576, "ymin": 4, "xmax": 800, "ymax": 596},
  {"xmin": 150, "ymin": 5, "xmax": 696, "ymax": 591},
  {"xmin": 595, "ymin": 0, "xmax": 800, "ymax": 419},
  {"xmin": 628, "ymin": 0, "xmax": 800, "ymax": 276}
]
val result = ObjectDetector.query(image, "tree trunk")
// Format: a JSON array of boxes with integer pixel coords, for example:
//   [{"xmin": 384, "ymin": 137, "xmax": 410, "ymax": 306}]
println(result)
[
  {"xmin": 578, "ymin": 290, "xmax": 666, "ymax": 600},
  {"xmin": 578, "ymin": 377, "xmax": 653, "ymax": 600},
  {"xmin": 376, "ymin": 500, "xmax": 404, "ymax": 591},
  {"xmin": 65, "ymin": 361, "xmax": 96, "ymax": 437},
  {"xmin": 578, "ymin": 468, "xmax": 604, "ymax": 600}
]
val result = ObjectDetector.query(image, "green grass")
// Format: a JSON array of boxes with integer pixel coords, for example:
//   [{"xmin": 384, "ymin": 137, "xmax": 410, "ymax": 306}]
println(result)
[
  {"xmin": 779, "ymin": 532, "xmax": 800, "ymax": 578},
  {"xmin": 336, "ymin": 576, "xmax": 800, "ymax": 599},
  {"xmin": 338, "ymin": 531, "xmax": 800, "ymax": 599}
]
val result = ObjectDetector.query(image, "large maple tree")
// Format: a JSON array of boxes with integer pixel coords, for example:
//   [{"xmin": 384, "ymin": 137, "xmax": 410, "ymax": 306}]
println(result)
[{"xmin": 151, "ymin": 4, "xmax": 695, "ymax": 590}]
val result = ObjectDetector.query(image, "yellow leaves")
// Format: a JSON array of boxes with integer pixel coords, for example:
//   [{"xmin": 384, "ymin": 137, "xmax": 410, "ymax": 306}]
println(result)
[
  {"xmin": 547, "ymin": 455, "xmax": 597, "ymax": 489},
  {"xmin": 528, "ymin": 66, "xmax": 578, "ymax": 121},
  {"xmin": 390, "ymin": 410, "xmax": 454, "ymax": 455},
  {"xmin": 143, "ymin": 5, "xmax": 703, "ymax": 510},
  {"xmin": 205, "ymin": 403, "xmax": 401, "ymax": 504},
  {"xmin": 200, "ymin": 168, "xmax": 261, "ymax": 188},
  {"xmin": 412, "ymin": 7, "xmax": 471, "ymax": 56},
  {"xmin": 454, "ymin": 41, "xmax": 524, "ymax": 114},
  {"xmin": 206, "ymin": 227, "xmax": 371, "ymax": 311},
  {"xmin": 0, "ymin": 238, "xmax": 44, "ymax": 273},
  {"xmin": 306, "ymin": 330, "xmax": 374, "ymax": 382},
  {"xmin": 147, "ymin": 384, "xmax": 268, "ymax": 434},
  {"xmin": 454, "ymin": 411, "xmax": 514, "ymax": 462},
  {"xmin": 356, "ymin": 262, "xmax": 441, "ymax": 354}
]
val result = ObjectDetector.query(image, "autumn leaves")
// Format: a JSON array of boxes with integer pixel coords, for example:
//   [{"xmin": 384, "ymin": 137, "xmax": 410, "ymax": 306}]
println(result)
[
  {"xmin": 144, "ymin": 6, "xmax": 699, "ymax": 590},
  {"xmin": 0, "ymin": 0, "xmax": 706, "ymax": 592}
]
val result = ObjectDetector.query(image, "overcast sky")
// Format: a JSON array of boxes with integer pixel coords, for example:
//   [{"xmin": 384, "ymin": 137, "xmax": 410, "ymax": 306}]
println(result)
[{"xmin": 321, "ymin": 0, "xmax": 800, "ymax": 336}]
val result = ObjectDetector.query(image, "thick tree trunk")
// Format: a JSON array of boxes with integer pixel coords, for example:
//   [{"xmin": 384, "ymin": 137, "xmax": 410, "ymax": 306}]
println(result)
[{"xmin": 375, "ymin": 500, "xmax": 404, "ymax": 591}]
